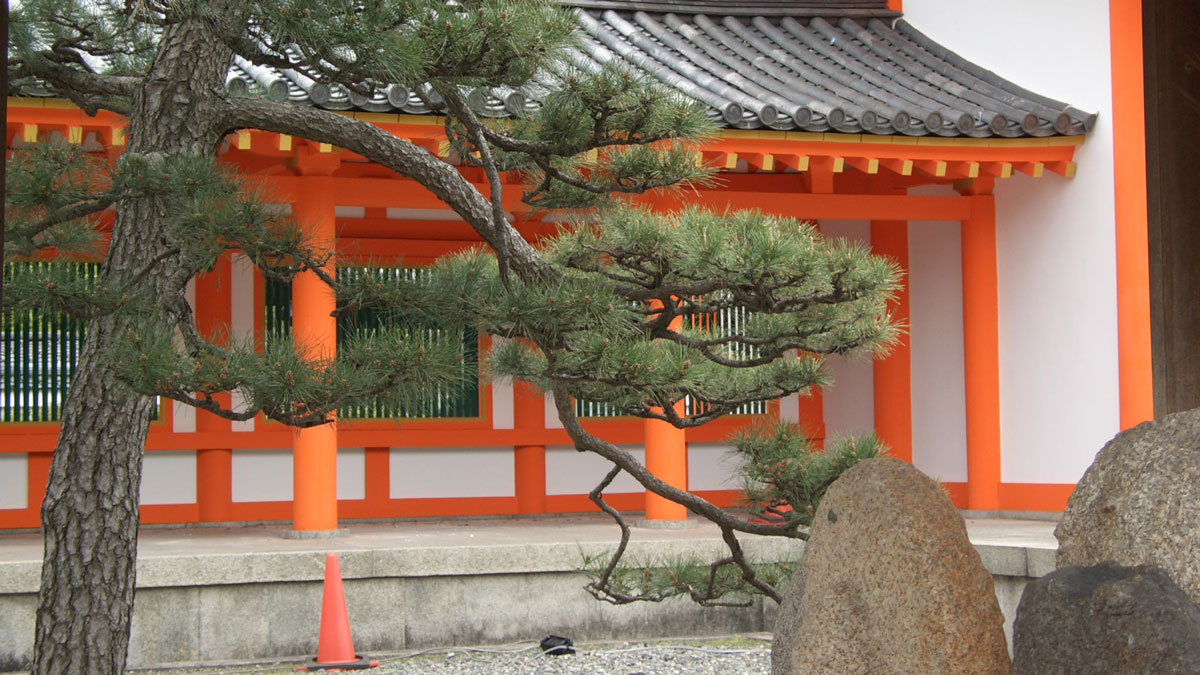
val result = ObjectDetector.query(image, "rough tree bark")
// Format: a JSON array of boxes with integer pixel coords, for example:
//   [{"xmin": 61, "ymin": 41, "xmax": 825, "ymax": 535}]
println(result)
[{"xmin": 31, "ymin": 7, "xmax": 238, "ymax": 674}]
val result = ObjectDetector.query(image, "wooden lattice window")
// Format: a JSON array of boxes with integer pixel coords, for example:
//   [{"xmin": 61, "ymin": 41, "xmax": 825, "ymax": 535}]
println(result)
[
  {"xmin": 264, "ymin": 266, "xmax": 480, "ymax": 420},
  {"xmin": 1, "ymin": 262, "xmax": 96, "ymax": 422},
  {"xmin": 574, "ymin": 299, "xmax": 765, "ymax": 419}
]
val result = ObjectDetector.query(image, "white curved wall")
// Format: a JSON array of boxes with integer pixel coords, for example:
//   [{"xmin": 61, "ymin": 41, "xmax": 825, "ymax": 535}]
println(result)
[{"xmin": 902, "ymin": 0, "xmax": 1121, "ymax": 483}]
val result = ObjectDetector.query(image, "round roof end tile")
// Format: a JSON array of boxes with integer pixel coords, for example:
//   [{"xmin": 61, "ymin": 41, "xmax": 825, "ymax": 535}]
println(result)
[
  {"xmin": 955, "ymin": 113, "xmax": 974, "ymax": 135},
  {"xmin": 721, "ymin": 103, "xmax": 744, "ymax": 125},
  {"xmin": 1054, "ymin": 112, "xmax": 1072, "ymax": 134},
  {"xmin": 1021, "ymin": 113, "xmax": 1040, "ymax": 135},
  {"xmin": 792, "ymin": 106, "xmax": 813, "ymax": 128}
]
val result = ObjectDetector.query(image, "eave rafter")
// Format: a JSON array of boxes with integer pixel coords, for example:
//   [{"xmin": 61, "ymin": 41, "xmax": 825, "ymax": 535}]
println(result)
[{"xmin": 6, "ymin": 97, "xmax": 1081, "ymax": 224}]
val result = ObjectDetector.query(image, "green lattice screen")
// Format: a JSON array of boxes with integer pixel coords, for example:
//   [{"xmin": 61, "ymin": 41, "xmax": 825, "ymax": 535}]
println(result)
[
  {"xmin": 264, "ymin": 266, "xmax": 480, "ymax": 419},
  {"xmin": 1, "ymin": 262, "xmax": 97, "ymax": 422},
  {"xmin": 574, "ymin": 302, "xmax": 766, "ymax": 418}
]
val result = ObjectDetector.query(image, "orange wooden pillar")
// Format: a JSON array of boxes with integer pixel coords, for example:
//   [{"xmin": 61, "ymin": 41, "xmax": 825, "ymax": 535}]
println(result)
[
  {"xmin": 290, "ymin": 177, "xmax": 339, "ymax": 533},
  {"xmin": 513, "ymin": 380, "xmax": 546, "ymax": 514},
  {"xmin": 195, "ymin": 255, "xmax": 233, "ymax": 521},
  {"xmin": 960, "ymin": 192, "xmax": 1002, "ymax": 510},
  {"xmin": 870, "ymin": 220, "xmax": 913, "ymax": 463},
  {"xmin": 643, "ymin": 304, "xmax": 687, "ymax": 522},
  {"xmin": 644, "ymin": 399, "xmax": 688, "ymax": 521},
  {"xmin": 1110, "ymin": 0, "xmax": 1154, "ymax": 428}
]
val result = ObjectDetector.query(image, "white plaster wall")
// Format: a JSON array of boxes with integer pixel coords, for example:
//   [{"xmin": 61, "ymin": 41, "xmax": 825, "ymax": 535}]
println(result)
[
  {"xmin": 0, "ymin": 454, "xmax": 28, "ymax": 510},
  {"xmin": 818, "ymin": 220, "xmax": 876, "ymax": 438},
  {"xmin": 173, "ymin": 278, "xmax": 197, "ymax": 433},
  {"xmin": 231, "ymin": 450, "xmax": 292, "ymax": 502},
  {"xmin": 544, "ymin": 392, "xmax": 564, "ymax": 429},
  {"xmin": 688, "ymin": 443, "xmax": 743, "ymax": 491},
  {"xmin": 337, "ymin": 448, "xmax": 366, "ymax": 501},
  {"xmin": 903, "ymin": 0, "xmax": 1120, "ymax": 483},
  {"xmin": 230, "ymin": 253, "xmax": 256, "ymax": 432},
  {"xmin": 389, "ymin": 447, "xmax": 515, "ymax": 498},
  {"xmin": 140, "ymin": 451, "xmax": 197, "ymax": 505},
  {"xmin": 491, "ymin": 378, "xmax": 515, "ymax": 430},
  {"xmin": 908, "ymin": 185, "xmax": 969, "ymax": 483},
  {"xmin": 546, "ymin": 445, "xmax": 646, "ymax": 495}
]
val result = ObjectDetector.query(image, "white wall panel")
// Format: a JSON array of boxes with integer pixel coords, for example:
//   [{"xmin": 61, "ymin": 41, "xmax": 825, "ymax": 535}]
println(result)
[
  {"xmin": 0, "ymin": 454, "xmax": 28, "ymax": 510},
  {"xmin": 546, "ymin": 445, "xmax": 645, "ymax": 495},
  {"xmin": 173, "ymin": 277, "xmax": 198, "ymax": 433},
  {"xmin": 908, "ymin": 191, "xmax": 969, "ymax": 482},
  {"xmin": 491, "ymin": 378, "xmax": 514, "ymax": 430},
  {"xmin": 544, "ymin": 393, "xmax": 564, "ymax": 429},
  {"xmin": 688, "ymin": 443, "xmax": 742, "ymax": 491},
  {"xmin": 172, "ymin": 400, "xmax": 196, "ymax": 433},
  {"xmin": 337, "ymin": 448, "xmax": 366, "ymax": 500},
  {"xmin": 818, "ymin": 220, "xmax": 876, "ymax": 438},
  {"xmin": 232, "ymin": 450, "xmax": 293, "ymax": 502},
  {"xmin": 904, "ymin": 0, "xmax": 1120, "ymax": 483},
  {"xmin": 140, "ymin": 451, "xmax": 197, "ymax": 505},
  {"xmin": 389, "ymin": 447, "xmax": 515, "ymax": 498},
  {"xmin": 230, "ymin": 253, "xmax": 256, "ymax": 432}
]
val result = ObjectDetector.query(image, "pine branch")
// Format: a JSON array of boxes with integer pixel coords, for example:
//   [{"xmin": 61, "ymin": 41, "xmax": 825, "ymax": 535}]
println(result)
[
  {"xmin": 550, "ymin": 380, "xmax": 802, "ymax": 540},
  {"xmin": 11, "ymin": 54, "xmax": 138, "ymax": 114},
  {"xmin": 222, "ymin": 96, "xmax": 556, "ymax": 283}
]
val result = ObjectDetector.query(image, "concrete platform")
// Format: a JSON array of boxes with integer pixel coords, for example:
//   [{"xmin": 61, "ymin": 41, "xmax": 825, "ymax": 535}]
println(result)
[{"xmin": 0, "ymin": 514, "xmax": 1058, "ymax": 671}]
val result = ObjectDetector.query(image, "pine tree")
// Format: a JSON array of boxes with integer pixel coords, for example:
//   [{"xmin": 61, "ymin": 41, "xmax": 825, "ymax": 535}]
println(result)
[{"xmin": 7, "ymin": 2, "xmax": 900, "ymax": 672}]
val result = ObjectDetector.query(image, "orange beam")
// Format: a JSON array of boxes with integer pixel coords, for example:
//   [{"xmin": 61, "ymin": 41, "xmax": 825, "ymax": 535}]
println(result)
[
  {"xmin": 290, "ymin": 177, "xmax": 339, "ymax": 532},
  {"xmin": 871, "ymin": 220, "xmax": 913, "ymax": 463},
  {"xmin": 960, "ymin": 195, "xmax": 1001, "ymax": 509},
  {"xmin": 1110, "ymin": 0, "xmax": 1154, "ymax": 428}
]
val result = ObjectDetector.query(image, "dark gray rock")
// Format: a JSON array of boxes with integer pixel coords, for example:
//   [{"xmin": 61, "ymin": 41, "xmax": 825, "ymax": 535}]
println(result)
[
  {"xmin": 1013, "ymin": 562, "xmax": 1200, "ymax": 675},
  {"xmin": 771, "ymin": 457, "xmax": 1009, "ymax": 675},
  {"xmin": 1057, "ymin": 407, "xmax": 1200, "ymax": 605}
]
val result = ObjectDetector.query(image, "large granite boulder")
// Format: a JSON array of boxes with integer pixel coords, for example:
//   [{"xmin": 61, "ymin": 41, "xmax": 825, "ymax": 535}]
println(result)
[
  {"xmin": 771, "ymin": 457, "xmax": 1009, "ymax": 675},
  {"xmin": 1013, "ymin": 562, "xmax": 1200, "ymax": 674},
  {"xmin": 1056, "ymin": 407, "xmax": 1200, "ymax": 605}
]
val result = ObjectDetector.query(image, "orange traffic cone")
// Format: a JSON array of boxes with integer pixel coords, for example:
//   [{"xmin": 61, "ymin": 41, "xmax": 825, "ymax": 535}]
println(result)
[{"xmin": 298, "ymin": 553, "xmax": 379, "ymax": 671}]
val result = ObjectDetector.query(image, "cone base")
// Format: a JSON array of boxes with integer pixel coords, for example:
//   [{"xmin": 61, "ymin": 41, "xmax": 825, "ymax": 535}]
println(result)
[{"xmin": 297, "ymin": 655, "xmax": 379, "ymax": 671}]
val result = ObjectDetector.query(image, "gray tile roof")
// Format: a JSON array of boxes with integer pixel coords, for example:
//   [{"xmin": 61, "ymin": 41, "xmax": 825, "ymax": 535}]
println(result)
[{"xmin": 225, "ymin": 10, "xmax": 1095, "ymax": 138}]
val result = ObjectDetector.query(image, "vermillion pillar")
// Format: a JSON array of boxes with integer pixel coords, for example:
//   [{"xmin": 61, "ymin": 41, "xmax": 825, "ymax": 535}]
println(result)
[
  {"xmin": 870, "ymin": 220, "xmax": 913, "ymax": 464},
  {"xmin": 195, "ymin": 255, "xmax": 233, "ymax": 521},
  {"xmin": 1109, "ymin": 0, "xmax": 1153, "ymax": 428},
  {"xmin": 960, "ymin": 191, "xmax": 1002, "ymax": 510},
  {"xmin": 291, "ymin": 177, "xmax": 339, "ymax": 533},
  {"xmin": 644, "ymin": 400, "xmax": 688, "ymax": 521},
  {"xmin": 643, "ymin": 304, "xmax": 687, "ymax": 523},
  {"xmin": 513, "ymin": 380, "xmax": 546, "ymax": 514}
]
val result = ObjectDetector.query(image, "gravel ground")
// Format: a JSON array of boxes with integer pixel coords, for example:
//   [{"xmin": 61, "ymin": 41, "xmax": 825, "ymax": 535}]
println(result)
[{"xmin": 129, "ymin": 636, "xmax": 772, "ymax": 675}]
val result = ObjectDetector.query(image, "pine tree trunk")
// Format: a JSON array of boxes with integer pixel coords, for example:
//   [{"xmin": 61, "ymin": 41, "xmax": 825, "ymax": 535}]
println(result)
[{"xmin": 31, "ymin": 7, "xmax": 238, "ymax": 673}]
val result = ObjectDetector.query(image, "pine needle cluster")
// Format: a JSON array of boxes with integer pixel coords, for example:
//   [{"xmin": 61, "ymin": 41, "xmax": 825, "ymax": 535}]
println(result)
[{"xmin": 734, "ymin": 420, "xmax": 886, "ymax": 530}]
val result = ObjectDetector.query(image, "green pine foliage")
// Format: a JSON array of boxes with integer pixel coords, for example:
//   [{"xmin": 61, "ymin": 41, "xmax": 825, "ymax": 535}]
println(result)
[
  {"xmin": 429, "ymin": 205, "xmax": 901, "ymax": 425},
  {"xmin": 735, "ymin": 421, "xmax": 886, "ymax": 530},
  {"xmin": 5, "ymin": 0, "xmax": 908, "ymax": 631}
]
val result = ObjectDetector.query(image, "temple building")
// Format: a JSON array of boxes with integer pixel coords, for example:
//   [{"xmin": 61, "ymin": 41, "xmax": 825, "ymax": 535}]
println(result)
[{"xmin": 0, "ymin": 0, "xmax": 1163, "ymax": 531}]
